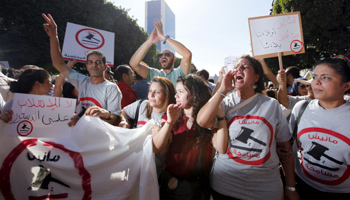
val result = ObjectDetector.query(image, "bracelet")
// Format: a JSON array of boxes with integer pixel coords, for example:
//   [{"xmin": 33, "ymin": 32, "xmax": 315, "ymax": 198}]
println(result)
[
  {"xmin": 285, "ymin": 186, "xmax": 296, "ymax": 192},
  {"xmin": 105, "ymin": 111, "xmax": 112, "ymax": 120},
  {"xmin": 217, "ymin": 116, "xmax": 226, "ymax": 121},
  {"xmin": 217, "ymin": 91, "xmax": 226, "ymax": 98},
  {"xmin": 163, "ymin": 35, "xmax": 170, "ymax": 44},
  {"xmin": 166, "ymin": 121, "xmax": 174, "ymax": 126}
]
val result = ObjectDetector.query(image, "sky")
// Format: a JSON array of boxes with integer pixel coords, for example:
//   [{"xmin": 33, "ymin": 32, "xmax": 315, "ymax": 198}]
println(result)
[{"xmin": 109, "ymin": 0, "xmax": 274, "ymax": 77}]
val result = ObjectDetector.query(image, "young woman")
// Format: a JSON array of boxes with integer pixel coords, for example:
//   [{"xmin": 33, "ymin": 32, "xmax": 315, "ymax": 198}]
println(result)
[
  {"xmin": 153, "ymin": 74, "xmax": 228, "ymax": 199},
  {"xmin": 119, "ymin": 77, "xmax": 175, "ymax": 128},
  {"xmin": 290, "ymin": 58, "xmax": 350, "ymax": 199},
  {"xmin": 1, "ymin": 68, "xmax": 52, "ymax": 122},
  {"xmin": 197, "ymin": 55, "xmax": 298, "ymax": 200}
]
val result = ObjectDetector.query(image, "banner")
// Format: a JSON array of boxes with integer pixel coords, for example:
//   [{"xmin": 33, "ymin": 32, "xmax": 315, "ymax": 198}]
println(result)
[
  {"xmin": 6, "ymin": 94, "xmax": 76, "ymax": 138},
  {"xmin": 62, "ymin": 22, "xmax": 115, "ymax": 66},
  {"xmin": 0, "ymin": 61, "xmax": 10, "ymax": 69},
  {"xmin": 248, "ymin": 11, "xmax": 304, "ymax": 59},
  {"xmin": 0, "ymin": 116, "xmax": 159, "ymax": 200}
]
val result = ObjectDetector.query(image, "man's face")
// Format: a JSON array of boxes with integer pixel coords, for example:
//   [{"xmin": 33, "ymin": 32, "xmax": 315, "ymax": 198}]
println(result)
[
  {"xmin": 86, "ymin": 54, "xmax": 105, "ymax": 77},
  {"xmin": 125, "ymin": 69, "xmax": 136, "ymax": 85},
  {"xmin": 158, "ymin": 50, "xmax": 174, "ymax": 70}
]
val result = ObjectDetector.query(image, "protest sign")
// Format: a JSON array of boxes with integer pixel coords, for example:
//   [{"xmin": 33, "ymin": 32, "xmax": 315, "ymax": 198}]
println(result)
[
  {"xmin": 248, "ymin": 11, "xmax": 304, "ymax": 59},
  {"xmin": 6, "ymin": 93, "xmax": 76, "ymax": 138},
  {"xmin": 61, "ymin": 22, "xmax": 115, "ymax": 66},
  {"xmin": 224, "ymin": 56, "xmax": 239, "ymax": 73},
  {"xmin": 0, "ymin": 116, "xmax": 158, "ymax": 200}
]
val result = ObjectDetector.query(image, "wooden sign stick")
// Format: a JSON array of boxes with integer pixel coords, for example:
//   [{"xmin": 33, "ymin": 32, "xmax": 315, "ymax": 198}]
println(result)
[{"xmin": 278, "ymin": 52, "xmax": 283, "ymax": 70}]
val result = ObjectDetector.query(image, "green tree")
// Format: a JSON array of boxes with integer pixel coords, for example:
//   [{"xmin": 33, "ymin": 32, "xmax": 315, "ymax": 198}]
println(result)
[
  {"xmin": 267, "ymin": 0, "xmax": 350, "ymax": 73},
  {"xmin": 0, "ymin": 0, "xmax": 157, "ymax": 74}
]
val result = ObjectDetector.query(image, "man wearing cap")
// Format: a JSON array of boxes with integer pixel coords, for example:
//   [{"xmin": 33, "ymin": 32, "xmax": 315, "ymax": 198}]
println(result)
[
  {"xmin": 42, "ymin": 13, "xmax": 122, "ymax": 126},
  {"xmin": 115, "ymin": 65, "xmax": 137, "ymax": 108},
  {"xmin": 104, "ymin": 66, "xmax": 116, "ymax": 83},
  {"xmin": 129, "ymin": 19, "xmax": 192, "ymax": 86}
]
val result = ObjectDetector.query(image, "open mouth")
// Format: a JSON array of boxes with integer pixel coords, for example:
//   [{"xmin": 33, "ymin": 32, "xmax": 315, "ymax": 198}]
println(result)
[{"xmin": 235, "ymin": 74, "xmax": 244, "ymax": 83}]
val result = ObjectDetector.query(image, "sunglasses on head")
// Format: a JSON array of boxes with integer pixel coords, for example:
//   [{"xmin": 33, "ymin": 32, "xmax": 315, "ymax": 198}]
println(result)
[
  {"xmin": 158, "ymin": 52, "xmax": 171, "ymax": 58},
  {"xmin": 299, "ymin": 84, "xmax": 309, "ymax": 89}
]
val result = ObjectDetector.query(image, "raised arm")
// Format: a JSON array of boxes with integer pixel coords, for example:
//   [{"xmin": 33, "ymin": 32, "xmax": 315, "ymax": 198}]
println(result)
[
  {"xmin": 211, "ymin": 106, "xmax": 229, "ymax": 153},
  {"xmin": 53, "ymin": 59, "xmax": 77, "ymax": 97},
  {"xmin": 129, "ymin": 27, "xmax": 161, "ymax": 80},
  {"xmin": 153, "ymin": 19, "xmax": 192, "ymax": 75},
  {"xmin": 277, "ymin": 70, "xmax": 289, "ymax": 108},
  {"xmin": 212, "ymin": 66, "xmax": 226, "ymax": 95},
  {"xmin": 197, "ymin": 70, "xmax": 236, "ymax": 128},
  {"xmin": 42, "ymin": 13, "xmax": 71, "ymax": 78},
  {"xmin": 259, "ymin": 58, "xmax": 278, "ymax": 86}
]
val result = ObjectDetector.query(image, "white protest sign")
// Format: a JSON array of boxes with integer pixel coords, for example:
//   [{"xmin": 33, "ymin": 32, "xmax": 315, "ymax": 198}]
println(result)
[
  {"xmin": 0, "ymin": 61, "xmax": 10, "ymax": 69},
  {"xmin": 224, "ymin": 56, "xmax": 239, "ymax": 73},
  {"xmin": 62, "ymin": 22, "xmax": 115, "ymax": 66},
  {"xmin": 6, "ymin": 93, "xmax": 76, "ymax": 138},
  {"xmin": 248, "ymin": 11, "xmax": 304, "ymax": 58}
]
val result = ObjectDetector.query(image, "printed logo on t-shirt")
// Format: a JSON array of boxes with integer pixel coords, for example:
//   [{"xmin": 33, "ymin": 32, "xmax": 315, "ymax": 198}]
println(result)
[
  {"xmin": 298, "ymin": 127, "xmax": 350, "ymax": 185},
  {"xmin": 77, "ymin": 97, "xmax": 102, "ymax": 109},
  {"xmin": 226, "ymin": 115, "xmax": 273, "ymax": 165}
]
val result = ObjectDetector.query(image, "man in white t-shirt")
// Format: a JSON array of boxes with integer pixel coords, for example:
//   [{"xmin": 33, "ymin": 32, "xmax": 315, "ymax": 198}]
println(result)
[{"xmin": 42, "ymin": 14, "xmax": 121, "ymax": 126}]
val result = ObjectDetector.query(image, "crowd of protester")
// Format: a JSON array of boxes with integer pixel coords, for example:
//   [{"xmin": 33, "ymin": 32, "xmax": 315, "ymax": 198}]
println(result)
[{"xmin": 1, "ymin": 13, "xmax": 350, "ymax": 200}]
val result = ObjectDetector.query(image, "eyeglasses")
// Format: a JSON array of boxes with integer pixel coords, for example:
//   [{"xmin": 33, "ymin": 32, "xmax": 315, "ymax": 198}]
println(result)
[
  {"xmin": 158, "ymin": 52, "xmax": 172, "ymax": 58},
  {"xmin": 299, "ymin": 85, "xmax": 310, "ymax": 89}
]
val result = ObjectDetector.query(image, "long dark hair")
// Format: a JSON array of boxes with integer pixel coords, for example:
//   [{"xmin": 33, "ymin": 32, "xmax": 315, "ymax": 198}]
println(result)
[
  {"xmin": 176, "ymin": 74, "xmax": 212, "ymax": 143},
  {"xmin": 9, "ymin": 68, "xmax": 50, "ymax": 94}
]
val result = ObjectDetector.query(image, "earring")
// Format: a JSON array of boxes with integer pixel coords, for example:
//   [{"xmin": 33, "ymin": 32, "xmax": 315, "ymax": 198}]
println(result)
[{"xmin": 251, "ymin": 84, "xmax": 257, "ymax": 89}]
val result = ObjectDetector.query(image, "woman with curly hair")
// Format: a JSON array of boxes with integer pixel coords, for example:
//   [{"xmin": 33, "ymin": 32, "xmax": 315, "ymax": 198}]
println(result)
[
  {"xmin": 153, "ymin": 74, "xmax": 228, "ymax": 199},
  {"xmin": 197, "ymin": 54, "xmax": 298, "ymax": 200}
]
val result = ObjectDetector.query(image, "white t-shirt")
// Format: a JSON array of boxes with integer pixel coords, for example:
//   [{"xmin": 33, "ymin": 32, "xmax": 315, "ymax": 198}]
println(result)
[
  {"xmin": 123, "ymin": 100, "xmax": 164, "ymax": 127},
  {"xmin": 67, "ymin": 70, "xmax": 122, "ymax": 116},
  {"xmin": 290, "ymin": 99, "xmax": 350, "ymax": 193},
  {"xmin": 211, "ymin": 92, "xmax": 291, "ymax": 200},
  {"xmin": 281, "ymin": 95, "xmax": 309, "ymax": 119}
]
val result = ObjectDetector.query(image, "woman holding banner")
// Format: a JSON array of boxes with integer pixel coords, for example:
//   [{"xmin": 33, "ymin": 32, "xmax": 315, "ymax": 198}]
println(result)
[
  {"xmin": 197, "ymin": 54, "xmax": 298, "ymax": 200},
  {"xmin": 152, "ymin": 74, "xmax": 228, "ymax": 199},
  {"xmin": 0, "ymin": 68, "xmax": 52, "ymax": 122},
  {"xmin": 290, "ymin": 58, "xmax": 350, "ymax": 199}
]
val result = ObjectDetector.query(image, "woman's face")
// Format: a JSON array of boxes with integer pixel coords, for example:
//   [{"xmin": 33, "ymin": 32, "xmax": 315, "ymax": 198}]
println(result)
[
  {"xmin": 234, "ymin": 59, "xmax": 259, "ymax": 90},
  {"xmin": 297, "ymin": 83, "xmax": 309, "ymax": 96},
  {"xmin": 312, "ymin": 64, "xmax": 349, "ymax": 102},
  {"xmin": 175, "ymin": 82, "xmax": 190, "ymax": 109},
  {"xmin": 39, "ymin": 76, "xmax": 52, "ymax": 95},
  {"xmin": 148, "ymin": 82, "xmax": 166, "ymax": 109}
]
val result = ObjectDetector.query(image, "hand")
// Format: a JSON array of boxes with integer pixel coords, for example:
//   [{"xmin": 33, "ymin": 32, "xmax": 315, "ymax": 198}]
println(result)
[
  {"xmin": 151, "ymin": 125, "xmax": 162, "ymax": 136},
  {"xmin": 85, "ymin": 106, "xmax": 110, "ymax": 119},
  {"xmin": 119, "ymin": 120, "xmax": 130, "ymax": 128},
  {"xmin": 0, "ymin": 109, "xmax": 13, "ymax": 123},
  {"xmin": 68, "ymin": 115, "xmax": 79, "ymax": 127},
  {"xmin": 277, "ymin": 70, "xmax": 287, "ymax": 85},
  {"xmin": 153, "ymin": 19, "xmax": 165, "ymax": 40},
  {"xmin": 42, "ymin": 13, "xmax": 58, "ymax": 37},
  {"xmin": 67, "ymin": 59, "xmax": 78, "ymax": 68},
  {"xmin": 167, "ymin": 103, "xmax": 182, "ymax": 125},
  {"xmin": 219, "ymin": 69, "xmax": 236, "ymax": 94}
]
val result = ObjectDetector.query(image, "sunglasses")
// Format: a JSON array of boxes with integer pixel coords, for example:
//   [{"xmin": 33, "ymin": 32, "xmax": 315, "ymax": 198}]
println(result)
[
  {"xmin": 299, "ymin": 84, "xmax": 310, "ymax": 89},
  {"xmin": 158, "ymin": 52, "xmax": 171, "ymax": 58}
]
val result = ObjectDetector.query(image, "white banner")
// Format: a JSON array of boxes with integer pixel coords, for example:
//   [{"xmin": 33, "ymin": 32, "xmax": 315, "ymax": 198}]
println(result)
[
  {"xmin": 0, "ymin": 116, "xmax": 159, "ymax": 200},
  {"xmin": 6, "ymin": 94, "xmax": 76, "ymax": 138},
  {"xmin": 0, "ymin": 61, "xmax": 10, "ymax": 69},
  {"xmin": 62, "ymin": 22, "xmax": 115, "ymax": 66}
]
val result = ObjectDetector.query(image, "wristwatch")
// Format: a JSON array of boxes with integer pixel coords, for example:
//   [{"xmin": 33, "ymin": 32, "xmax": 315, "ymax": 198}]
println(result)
[
  {"xmin": 285, "ymin": 186, "xmax": 296, "ymax": 192},
  {"xmin": 217, "ymin": 116, "xmax": 226, "ymax": 121}
]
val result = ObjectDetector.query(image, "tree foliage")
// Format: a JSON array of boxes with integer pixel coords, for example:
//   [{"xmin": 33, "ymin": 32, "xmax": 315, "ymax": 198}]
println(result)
[
  {"xmin": 265, "ymin": 0, "xmax": 350, "ymax": 76},
  {"xmin": 0, "ymin": 0, "xmax": 158, "ymax": 74}
]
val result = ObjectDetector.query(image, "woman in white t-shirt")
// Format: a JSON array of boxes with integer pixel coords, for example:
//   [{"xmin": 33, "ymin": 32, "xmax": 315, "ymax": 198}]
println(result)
[
  {"xmin": 197, "ymin": 54, "xmax": 298, "ymax": 200},
  {"xmin": 119, "ymin": 76, "xmax": 175, "ymax": 128},
  {"xmin": 290, "ymin": 57, "xmax": 350, "ymax": 199}
]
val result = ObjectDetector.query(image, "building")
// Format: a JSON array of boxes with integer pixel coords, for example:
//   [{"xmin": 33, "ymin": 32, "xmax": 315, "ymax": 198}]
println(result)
[{"xmin": 145, "ymin": 0, "xmax": 175, "ymax": 52}]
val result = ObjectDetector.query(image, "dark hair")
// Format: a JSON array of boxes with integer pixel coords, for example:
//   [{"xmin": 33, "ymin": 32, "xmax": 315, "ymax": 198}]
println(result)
[
  {"xmin": 1, "ymin": 66, "xmax": 8, "ymax": 75},
  {"xmin": 266, "ymin": 89, "xmax": 276, "ymax": 99},
  {"xmin": 197, "ymin": 69, "xmax": 209, "ymax": 80},
  {"xmin": 285, "ymin": 66, "xmax": 300, "ymax": 78},
  {"xmin": 144, "ymin": 77, "xmax": 176, "ymax": 119},
  {"xmin": 87, "ymin": 50, "xmax": 106, "ymax": 65},
  {"xmin": 314, "ymin": 58, "xmax": 350, "ymax": 84},
  {"xmin": 114, "ymin": 65, "xmax": 131, "ymax": 82},
  {"xmin": 62, "ymin": 82, "xmax": 77, "ymax": 99},
  {"xmin": 290, "ymin": 77, "xmax": 307, "ymax": 96},
  {"xmin": 176, "ymin": 74, "xmax": 212, "ymax": 143},
  {"xmin": 235, "ymin": 54, "xmax": 265, "ymax": 93},
  {"xmin": 9, "ymin": 68, "xmax": 50, "ymax": 94}
]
